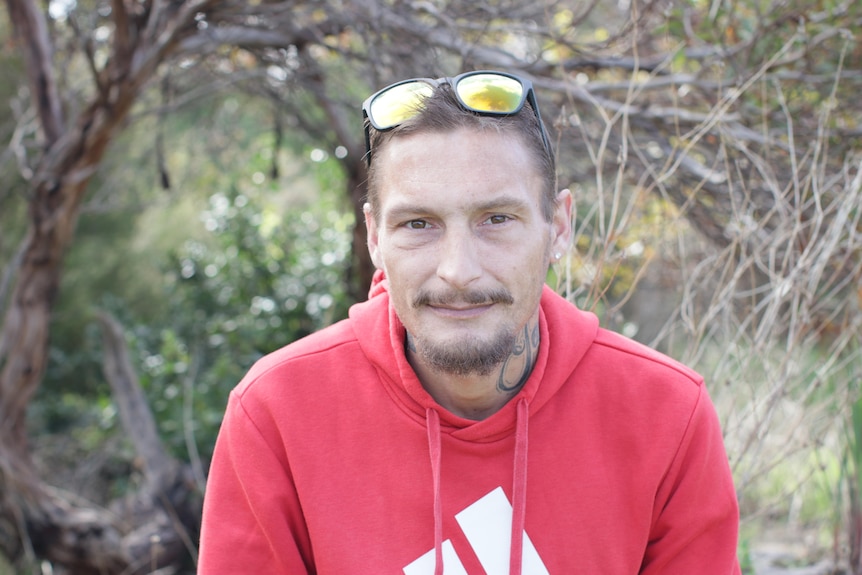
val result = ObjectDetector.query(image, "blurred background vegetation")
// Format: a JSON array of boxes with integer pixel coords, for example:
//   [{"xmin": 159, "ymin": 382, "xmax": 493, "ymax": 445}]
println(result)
[{"xmin": 1, "ymin": 0, "xmax": 861, "ymax": 573}]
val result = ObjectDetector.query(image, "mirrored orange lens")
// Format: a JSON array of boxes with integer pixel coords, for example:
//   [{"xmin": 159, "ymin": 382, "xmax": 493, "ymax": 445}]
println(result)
[
  {"xmin": 369, "ymin": 82, "xmax": 434, "ymax": 129},
  {"xmin": 455, "ymin": 74, "xmax": 524, "ymax": 113}
]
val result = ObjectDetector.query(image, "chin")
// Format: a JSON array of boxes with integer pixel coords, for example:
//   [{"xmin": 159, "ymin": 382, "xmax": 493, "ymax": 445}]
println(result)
[{"xmin": 414, "ymin": 328, "xmax": 517, "ymax": 376}]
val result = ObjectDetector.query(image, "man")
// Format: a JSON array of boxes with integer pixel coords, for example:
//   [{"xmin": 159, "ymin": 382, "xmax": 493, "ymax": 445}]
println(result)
[{"xmin": 199, "ymin": 71, "xmax": 740, "ymax": 574}]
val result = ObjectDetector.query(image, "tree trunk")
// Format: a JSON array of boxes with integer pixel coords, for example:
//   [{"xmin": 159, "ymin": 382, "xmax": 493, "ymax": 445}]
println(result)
[
  {"xmin": 0, "ymin": 0, "xmax": 201, "ymax": 566},
  {"xmin": 0, "ymin": 310, "xmax": 201, "ymax": 573},
  {"xmin": 0, "ymin": 170, "xmax": 129, "ymax": 568},
  {"xmin": 348, "ymin": 164, "xmax": 375, "ymax": 301}
]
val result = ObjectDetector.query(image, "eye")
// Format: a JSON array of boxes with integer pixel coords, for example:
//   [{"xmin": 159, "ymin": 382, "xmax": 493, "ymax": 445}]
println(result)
[
  {"xmin": 405, "ymin": 219, "xmax": 429, "ymax": 230},
  {"xmin": 485, "ymin": 214, "xmax": 511, "ymax": 225}
]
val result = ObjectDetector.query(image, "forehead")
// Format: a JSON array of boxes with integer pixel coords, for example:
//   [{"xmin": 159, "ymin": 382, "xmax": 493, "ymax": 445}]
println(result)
[{"xmin": 372, "ymin": 128, "xmax": 544, "ymax": 214}]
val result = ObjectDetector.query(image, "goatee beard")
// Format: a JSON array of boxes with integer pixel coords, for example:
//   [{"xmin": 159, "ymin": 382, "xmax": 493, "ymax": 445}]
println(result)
[
  {"xmin": 408, "ymin": 286, "xmax": 517, "ymax": 376},
  {"xmin": 413, "ymin": 329, "xmax": 518, "ymax": 376}
]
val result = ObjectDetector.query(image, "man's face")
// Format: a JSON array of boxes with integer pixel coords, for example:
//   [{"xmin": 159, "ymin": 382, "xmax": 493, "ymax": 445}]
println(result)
[{"xmin": 365, "ymin": 127, "xmax": 571, "ymax": 376}]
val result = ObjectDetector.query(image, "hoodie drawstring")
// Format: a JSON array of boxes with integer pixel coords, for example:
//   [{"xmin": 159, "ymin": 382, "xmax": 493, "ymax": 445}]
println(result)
[
  {"xmin": 509, "ymin": 398, "xmax": 529, "ymax": 575},
  {"xmin": 425, "ymin": 399, "xmax": 530, "ymax": 575},
  {"xmin": 426, "ymin": 407, "xmax": 444, "ymax": 575}
]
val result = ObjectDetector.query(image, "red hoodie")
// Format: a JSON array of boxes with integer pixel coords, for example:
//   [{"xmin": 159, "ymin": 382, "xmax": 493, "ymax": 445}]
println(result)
[{"xmin": 199, "ymin": 278, "xmax": 740, "ymax": 574}]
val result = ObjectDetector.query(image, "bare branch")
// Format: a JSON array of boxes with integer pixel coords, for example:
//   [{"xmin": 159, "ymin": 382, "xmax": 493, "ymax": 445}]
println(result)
[
  {"xmin": 4, "ymin": 0, "xmax": 65, "ymax": 143},
  {"xmin": 97, "ymin": 311, "xmax": 178, "ymax": 494}
]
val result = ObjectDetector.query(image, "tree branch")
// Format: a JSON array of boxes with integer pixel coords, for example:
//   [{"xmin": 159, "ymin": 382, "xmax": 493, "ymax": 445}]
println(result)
[
  {"xmin": 97, "ymin": 311, "xmax": 177, "ymax": 494},
  {"xmin": 4, "ymin": 0, "xmax": 65, "ymax": 144},
  {"xmin": 111, "ymin": 0, "xmax": 133, "ymax": 69}
]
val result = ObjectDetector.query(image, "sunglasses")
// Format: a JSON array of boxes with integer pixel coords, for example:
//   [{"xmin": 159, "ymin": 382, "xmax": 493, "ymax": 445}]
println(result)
[{"xmin": 361, "ymin": 70, "xmax": 551, "ymax": 166}]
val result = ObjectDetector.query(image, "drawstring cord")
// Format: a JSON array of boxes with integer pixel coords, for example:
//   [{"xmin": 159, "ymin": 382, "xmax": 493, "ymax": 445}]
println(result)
[
  {"xmin": 425, "ymin": 399, "xmax": 529, "ymax": 575},
  {"xmin": 509, "ymin": 398, "xmax": 529, "ymax": 575},
  {"xmin": 426, "ymin": 408, "xmax": 444, "ymax": 575}
]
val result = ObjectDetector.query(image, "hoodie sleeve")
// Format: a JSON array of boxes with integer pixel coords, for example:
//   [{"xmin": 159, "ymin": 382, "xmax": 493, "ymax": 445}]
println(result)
[
  {"xmin": 640, "ymin": 384, "xmax": 741, "ymax": 574},
  {"xmin": 198, "ymin": 391, "xmax": 313, "ymax": 575}
]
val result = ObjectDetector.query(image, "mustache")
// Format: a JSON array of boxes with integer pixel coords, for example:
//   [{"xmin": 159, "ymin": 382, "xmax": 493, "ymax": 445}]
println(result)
[{"xmin": 412, "ymin": 288, "xmax": 514, "ymax": 308}]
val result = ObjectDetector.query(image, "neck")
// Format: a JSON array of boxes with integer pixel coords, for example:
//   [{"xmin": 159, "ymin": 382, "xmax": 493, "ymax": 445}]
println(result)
[{"xmin": 406, "ymin": 319, "xmax": 540, "ymax": 420}]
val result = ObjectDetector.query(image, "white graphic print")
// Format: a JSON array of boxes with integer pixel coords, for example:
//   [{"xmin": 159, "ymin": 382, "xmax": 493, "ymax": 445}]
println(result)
[
  {"xmin": 402, "ymin": 487, "xmax": 550, "ymax": 575},
  {"xmin": 403, "ymin": 541, "xmax": 469, "ymax": 575}
]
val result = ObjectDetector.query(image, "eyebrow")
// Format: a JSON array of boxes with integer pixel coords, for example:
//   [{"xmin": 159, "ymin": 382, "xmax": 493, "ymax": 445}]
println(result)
[{"xmin": 383, "ymin": 195, "xmax": 533, "ymax": 222}]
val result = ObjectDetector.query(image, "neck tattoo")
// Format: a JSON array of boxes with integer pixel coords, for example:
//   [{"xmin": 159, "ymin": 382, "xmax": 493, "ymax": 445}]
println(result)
[{"xmin": 497, "ymin": 321, "xmax": 540, "ymax": 393}]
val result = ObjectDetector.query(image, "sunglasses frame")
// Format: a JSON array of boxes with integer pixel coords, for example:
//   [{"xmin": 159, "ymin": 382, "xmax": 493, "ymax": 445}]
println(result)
[{"xmin": 362, "ymin": 70, "xmax": 551, "ymax": 166}]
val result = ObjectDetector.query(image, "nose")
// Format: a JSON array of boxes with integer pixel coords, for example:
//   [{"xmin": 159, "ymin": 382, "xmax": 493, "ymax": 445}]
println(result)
[{"xmin": 436, "ymin": 227, "xmax": 482, "ymax": 289}]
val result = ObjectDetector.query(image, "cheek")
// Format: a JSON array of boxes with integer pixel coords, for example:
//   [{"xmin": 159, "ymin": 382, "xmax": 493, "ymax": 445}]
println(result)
[
  {"xmin": 379, "ymin": 252, "xmax": 427, "ymax": 294},
  {"xmin": 484, "ymin": 237, "xmax": 549, "ymax": 272}
]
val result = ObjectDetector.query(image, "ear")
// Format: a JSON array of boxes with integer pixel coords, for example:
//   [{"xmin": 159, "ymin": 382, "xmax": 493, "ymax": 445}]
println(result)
[
  {"xmin": 550, "ymin": 189, "xmax": 573, "ymax": 260},
  {"xmin": 363, "ymin": 203, "xmax": 384, "ymax": 270}
]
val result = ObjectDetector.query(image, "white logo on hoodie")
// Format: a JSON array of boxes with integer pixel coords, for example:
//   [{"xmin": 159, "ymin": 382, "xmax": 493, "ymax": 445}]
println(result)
[{"xmin": 403, "ymin": 487, "xmax": 550, "ymax": 575}]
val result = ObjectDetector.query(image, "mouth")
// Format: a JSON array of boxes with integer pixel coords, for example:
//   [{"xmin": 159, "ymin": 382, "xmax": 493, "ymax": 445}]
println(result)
[
  {"xmin": 413, "ymin": 288, "xmax": 514, "ymax": 312},
  {"xmin": 424, "ymin": 301, "xmax": 500, "ymax": 321}
]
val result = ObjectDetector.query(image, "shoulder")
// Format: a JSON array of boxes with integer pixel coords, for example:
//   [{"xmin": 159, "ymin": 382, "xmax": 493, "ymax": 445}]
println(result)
[
  {"xmin": 234, "ymin": 317, "xmax": 361, "ymax": 399},
  {"xmin": 570, "ymin": 328, "xmax": 711, "ymax": 443},
  {"xmin": 581, "ymin": 327, "xmax": 706, "ymax": 415},
  {"xmin": 591, "ymin": 327, "xmax": 703, "ymax": 387},
  {"xmin": 540, "ymin": 286, "xmax": 702, "ymax": 392},
  {"xmin": 571, "ymin": 328, "xmax": 716, "ymax": 458}
]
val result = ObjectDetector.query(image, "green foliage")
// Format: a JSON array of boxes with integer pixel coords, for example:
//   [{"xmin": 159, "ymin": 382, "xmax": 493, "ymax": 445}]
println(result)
[
  {"xmin": 130, "ymin": 182, "xmax": 352, "ymax": 460},
  {"xmin": 841, "ymin": 392, "xmax": 862, "ymax": 566},
  {"xmin": 851, "ymin": 400, "xmax": 862, "ymax": 492},
  {"xmin": 23, "ymin": 83, "xmax": 354, "ymax": 486},
  {"xmin": 738, "ymin": 537, "xmax": 754, "ymax": 575}
]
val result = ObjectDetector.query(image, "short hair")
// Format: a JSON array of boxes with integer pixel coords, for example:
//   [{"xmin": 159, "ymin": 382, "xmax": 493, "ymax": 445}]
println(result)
[{"xmin": 365, "ymin": 82, "xmax": 556, "ymax": 222}]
